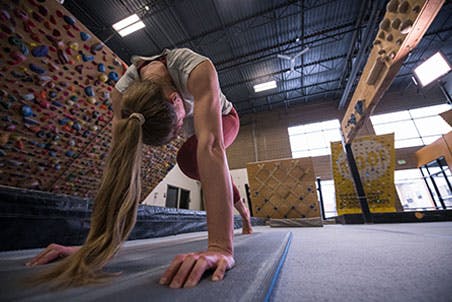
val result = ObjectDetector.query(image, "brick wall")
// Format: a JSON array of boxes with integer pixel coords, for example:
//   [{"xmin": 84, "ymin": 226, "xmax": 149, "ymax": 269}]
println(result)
[{"xmin": 227, "ymin": 86, "xmax": 445, "ymax": 178}]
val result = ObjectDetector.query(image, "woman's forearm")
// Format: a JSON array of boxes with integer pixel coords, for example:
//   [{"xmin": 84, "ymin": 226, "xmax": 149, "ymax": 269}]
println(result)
[{"xmin": 197, "ymin": 143, "xmax": 234, "ymax": 255}]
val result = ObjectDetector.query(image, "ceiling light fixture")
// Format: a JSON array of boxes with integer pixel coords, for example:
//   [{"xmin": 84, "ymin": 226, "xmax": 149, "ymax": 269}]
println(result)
[
  {"xmin": 112, "ymin": 14, "xmax": 145, "ymax": 37},
  {"xmin": 254, "ymin": 80, "xmax": 277, "ymax": 93},
  {"xmin": 413, "ymin": 51, "xmax": 451, "ymax": 87}
]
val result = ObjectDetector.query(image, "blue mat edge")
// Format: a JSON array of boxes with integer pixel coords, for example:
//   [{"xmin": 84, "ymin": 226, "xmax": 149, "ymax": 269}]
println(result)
[{"xmin": 265, "ymin": 231, "xmax": 293, "ymax": 302}]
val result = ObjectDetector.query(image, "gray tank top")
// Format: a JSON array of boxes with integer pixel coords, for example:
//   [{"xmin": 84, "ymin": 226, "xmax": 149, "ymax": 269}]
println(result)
[{"xmin": 115, "ymin": 48, "xmax": 233, "ymax": 137}]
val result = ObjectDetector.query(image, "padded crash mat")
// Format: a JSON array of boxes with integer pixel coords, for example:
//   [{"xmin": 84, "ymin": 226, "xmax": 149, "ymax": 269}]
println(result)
[{"xmin": 0, "ymin": 230, "xmax": 292, "ymax": 302}]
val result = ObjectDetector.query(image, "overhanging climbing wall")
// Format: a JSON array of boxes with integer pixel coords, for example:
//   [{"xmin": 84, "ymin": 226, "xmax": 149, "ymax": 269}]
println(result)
[
  {"xmin": 341, "ymin": 0, "xmax": 444, "ymax": 144},
  {"xmin": 0, "ymin": 0, "xmax": 183, "ymax": 199},
  {"xmin": 246, "ymin": 157, "xmax": 320, "ymax": 219},
  {"xmin": 331, "ymin": 133, "xmax": 397, "ymax": 215}
]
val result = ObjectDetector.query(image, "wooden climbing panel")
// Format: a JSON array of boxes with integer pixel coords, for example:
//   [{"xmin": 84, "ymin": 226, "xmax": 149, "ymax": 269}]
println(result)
[
  {"xmin": 246, "ymin": 157, "xmax": 320, "ymax": 219},
  {"xmin": 341, "ymin": 0, "xmax": 444, "ymax": 144},
  {"xmin": 0, "ymin": 0, "xmax": 183, "ymax": 199},
  {"xmin": 331, "ymin": 133, "xmax": 397, "ymax": 215}
]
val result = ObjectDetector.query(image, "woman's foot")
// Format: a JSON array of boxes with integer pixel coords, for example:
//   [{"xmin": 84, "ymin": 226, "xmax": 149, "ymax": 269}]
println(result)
[{"xmin": 234, "ymin": 198, "xmax": 253, "ymax": 234}]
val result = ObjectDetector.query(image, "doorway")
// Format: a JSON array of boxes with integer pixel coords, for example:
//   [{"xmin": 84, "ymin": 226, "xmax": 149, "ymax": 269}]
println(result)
[{"xmin": 165, "ymin": 185, "xmax": 190, "ymax": 209}]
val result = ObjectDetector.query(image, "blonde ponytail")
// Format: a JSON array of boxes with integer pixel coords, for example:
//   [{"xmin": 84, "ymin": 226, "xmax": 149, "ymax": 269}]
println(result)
[{"xmin": 31, "ymin": 117, "xmax": 144, "ymax": 288}]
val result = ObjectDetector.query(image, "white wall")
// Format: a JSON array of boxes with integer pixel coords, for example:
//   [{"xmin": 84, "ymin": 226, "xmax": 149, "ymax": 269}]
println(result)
[
  {"xmin": 142, "ymin": 164, "xmax": 202, "ymax": 210},
  {"xmin": 143, "ymin": 166, "xmax": 250, "ymax": 213}
]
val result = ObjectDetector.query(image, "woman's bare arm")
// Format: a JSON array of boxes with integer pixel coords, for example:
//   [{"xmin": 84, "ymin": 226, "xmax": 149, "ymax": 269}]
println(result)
[{"xmin": 159, "ymin": 61, "xmax": 235, "ymax": 288}]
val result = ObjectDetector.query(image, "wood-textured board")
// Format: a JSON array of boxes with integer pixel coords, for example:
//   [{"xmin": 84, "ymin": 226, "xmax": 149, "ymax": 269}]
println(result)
[
  {"xmin": 246, "ymin": 157, "xmax": 320, "ymax": 219},
  {"xmin": 341, "ymin": 0, "xmax": 445, "ymax": 144},
  {"xmin": 331, "ymin": 133, "xmax": 397, "ymax": 214},
  {"xmin": 415, "ymin": 131, "xmax": 452, "ymax": 169},
  {"xmin": 0, "ymin": 1, "xmax": 183, "ymax": 199}
]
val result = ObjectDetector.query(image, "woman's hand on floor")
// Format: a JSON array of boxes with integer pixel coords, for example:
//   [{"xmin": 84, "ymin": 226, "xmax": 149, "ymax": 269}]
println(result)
[
  {"xmin": 159, "ymin": 249, "xmax": 235, "ymax": 288},
  {"xmin": 25, "ymin": 244, "xmax": 80, "ymax": 267}
]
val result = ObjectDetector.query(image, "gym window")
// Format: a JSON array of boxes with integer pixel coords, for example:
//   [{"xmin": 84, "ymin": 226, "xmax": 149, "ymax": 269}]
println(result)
[
  {"xmin": 370, "ymin": 104, "xmax": 452, "ymax": 149},
  {"xmin": 288, "ymin": 119, "xmax": 342, "ymax": 158}
]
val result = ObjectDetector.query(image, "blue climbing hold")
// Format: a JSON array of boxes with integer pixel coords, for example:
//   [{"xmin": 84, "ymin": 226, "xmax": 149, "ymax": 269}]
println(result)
[
  {"xmin": 65, "ymin": 150, "xmax": 74, "ymax": 157},
  {"xmin": 72, "ymin": 122, "xmax": 81, "ymax": 131},
  {"xmin": 29, "ymin": 63, "xmax": 46, "ymax": 74},
  {"xmin": 90, "ymin": 42, "xmax": 103, "ymax": 53},
  {"xmin": 97, "ymin": 63, "xmax": 105, "ymax": 72},
  {"xmin": 82, "ymin": 53, "xmax": 94, "ymax": 62},
  {"xmin": 31, "ymin": 45, "xmax": 49, "ymax": 57},
  {"xmin": 80, "ymin": 32, "xmax": 91, "ymax": 41},
  {"xmin": 21, "ymin": 105, "xmax": 33, "ymax": 117},
  {"xmin": 49, "ymin": 91, "xmax": 57, "ymax": 99},
  {"xmin": 84, "ymin": 86, "xmax": 94, "ymax": 97},
  {"xmin": 58, "ymin": 117, "xmax": 69, "ymax": 125},
  {"xmin": 63, "ymin": 15, "xmax": 76, "ymax": 25},
  {"xmin": 108, "ymin": 71, "xmax": 119, "ymax": 81}
]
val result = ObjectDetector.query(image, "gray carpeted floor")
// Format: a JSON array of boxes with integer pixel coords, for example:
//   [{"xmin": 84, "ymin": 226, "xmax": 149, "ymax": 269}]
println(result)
[
  {"xmin": 270, "ymin": 222, "xmax": 452, "ymax": 302},
  {"xmin": 1, "ymin": 222, "xmax": 451, "ymax": 302}
]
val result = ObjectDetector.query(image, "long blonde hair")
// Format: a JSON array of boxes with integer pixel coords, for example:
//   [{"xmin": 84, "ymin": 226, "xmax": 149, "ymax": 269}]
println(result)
[{"xmin": 31, "ymin": 80, "xmax": 178, "ymax": 288}]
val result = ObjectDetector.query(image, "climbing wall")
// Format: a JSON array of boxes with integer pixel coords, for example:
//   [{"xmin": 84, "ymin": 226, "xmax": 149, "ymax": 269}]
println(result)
[
  {"xmin": 331, "ymin": 133, "xmax": 397, "ymax": 215},
  {"xmin": 246, "ymin": 157, "xmax": 320, "ymax": 219},
  {"xmin": 0, "ymin": 0, "xmax": 183, "ymax": 199},
  {"xmin": 341, "ymin": 0, "xmax": 444, "ymax": 144}
]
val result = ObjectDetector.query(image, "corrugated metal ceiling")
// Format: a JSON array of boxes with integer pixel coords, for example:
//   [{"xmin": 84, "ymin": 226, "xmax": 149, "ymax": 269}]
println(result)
[{"xmin": 63, "ymin": 0, "xmax": 452, "ymax": 116}]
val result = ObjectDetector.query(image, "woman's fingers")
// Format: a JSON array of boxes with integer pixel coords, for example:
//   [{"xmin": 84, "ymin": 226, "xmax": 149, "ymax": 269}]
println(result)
[
  {"xmin": 212, "ymin": 258, "xmax": 228, "ymax": 281},
  {"xmin": 159, "ymin": 254, "xmax": 185, "ymax": 285},
  {"xmin": 26, "ymin": 248, "xmax": 60, "ymax": 267},
  {"xmin": 169, "ymin": 255, "xmax": 197, "ymax": 288},
  {"xmin": 183, "ymin": 256, "xmax": 208, "ymax": 288},
  {"xmin": 160, "ymin": 251, "xmax": 235, "ymax": 288},
  {"xmin": 25, "ymin": 244, "xmax": 79, "ymax": 267}
]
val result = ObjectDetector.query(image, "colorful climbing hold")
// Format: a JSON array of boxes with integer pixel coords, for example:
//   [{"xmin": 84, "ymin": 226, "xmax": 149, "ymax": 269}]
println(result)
[
  {"xmin": 63, "ymin": 15, "xmax": 76, "ymax": 25},
  {"xmin": 21, "ymin": 105, "xmax": 33, "ymax": 117},
  {"xmin": 80, "ymin": 32, "xmax": 91, "ymax": 41},
  {"xmin": 29, "ymin": 63, "xmax": 46, "ymax": 74},
  {"xmin": 84, "ymin": 86, "xmax": 94, "ymax": 97},
  {"xmin": 108, "ymin": 71, "xmax": 118, "ymax": 81}
]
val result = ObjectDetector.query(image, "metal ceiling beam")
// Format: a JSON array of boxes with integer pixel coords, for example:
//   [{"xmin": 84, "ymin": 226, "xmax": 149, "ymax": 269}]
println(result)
[
  {"xmin": 337, "ymin": 0, "xmax": 370, "ymax": 90},
  {"xmin": 337, "ymin": 0, "xmax": 386, "ymax": 109},
  {"xmin": 222, "ymin": 54, "xmax": 347, "ymax": 90},
  {"xmin": 216, "ymin": 21, "xmax": 356, "ymax": 71},
  {"xmin": 163, "ymin": 0, "xmax": 340, "ymax": 48},
  {"xmin": 161, "ymin": 0, "xmax": 204, "ymax": 51},
  {"xmin": 209, "ymin": 0, "xmax": 249, "ymax": 91}
]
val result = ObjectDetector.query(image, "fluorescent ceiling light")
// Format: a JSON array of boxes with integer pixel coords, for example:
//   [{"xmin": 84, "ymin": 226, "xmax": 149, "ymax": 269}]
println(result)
[
  {"xmin": 112, "ymin": 14, "xmax": 140, "ymax": 31},
  {"xmin": 413, "ymin": 52, "xmax": 451, "ymax": 87},
  {"xmin": 254, "ymin": 80, "xmax": 277, "ymax": 92},
  {"xmin": 113, "ymin": 14, "xmax": 145, "ymax": 37},
  {"xmin": 117, "ymin": 21, "xmax": 145, "ymax": 37}
]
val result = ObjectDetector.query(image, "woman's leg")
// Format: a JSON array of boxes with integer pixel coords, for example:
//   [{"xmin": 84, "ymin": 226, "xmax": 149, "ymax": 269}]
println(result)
[{"xmin": 177, "ymin": 108, "xmax": 252, "ymax": 233}]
